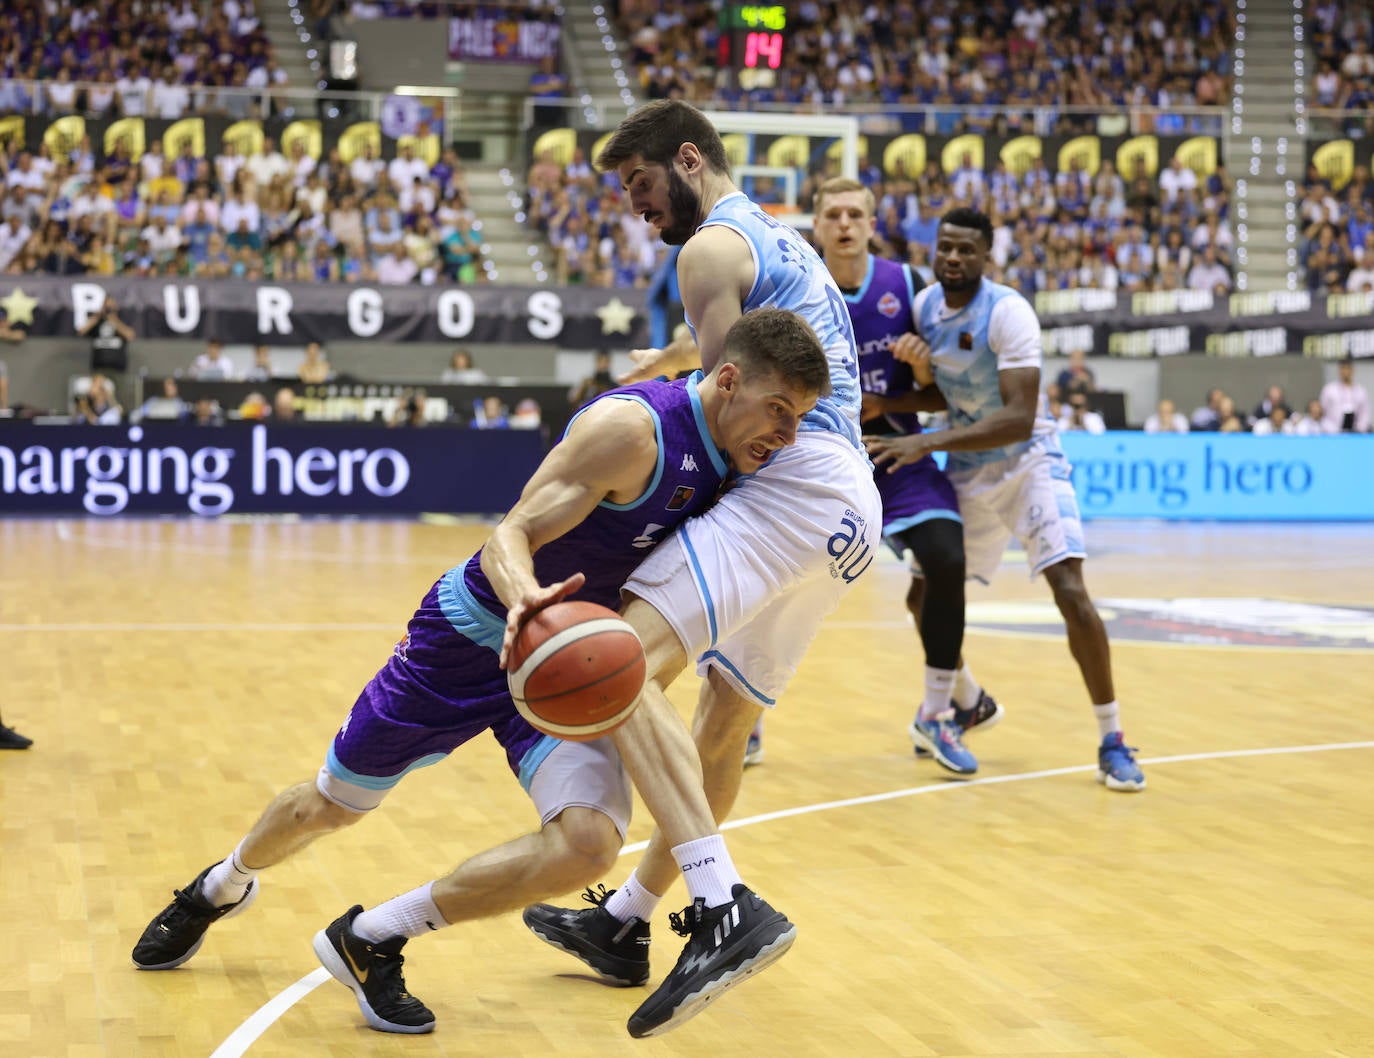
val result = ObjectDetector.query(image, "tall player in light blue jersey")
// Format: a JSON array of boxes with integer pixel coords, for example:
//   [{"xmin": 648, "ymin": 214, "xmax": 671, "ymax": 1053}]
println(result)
[
  {"xmin": 524, "ymin": 101, "xmax": 885, "ymax": 989},
  {"xmin": 865, "ymin": 207, "xmax": 1145, "ymax": 792}
]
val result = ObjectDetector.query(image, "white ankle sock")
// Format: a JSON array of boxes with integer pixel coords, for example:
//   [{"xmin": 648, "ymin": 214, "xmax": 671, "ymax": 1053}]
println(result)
[
  {"xmin": 671, "ymin": 835, "xmax": 741, "ymax": 909},
  {"xmin": 603, "ymin": 870, "xmax": 662, "ymax": 924},
  {"xmin": 352, "ymin": 882, "xmax": 448, "ymax": 943},
  {"xmin": 918, "ymin": 665, "xmax": 957, "ymax": 721},
  {"xmin": 200, "ymin": 843, "xmax": 257, "ymax": 907},
  {"xmin": 1093, "ymin": 700, "xmax": 1122, "ymax": 739},
  {"xmin": 953, "ymin": 663, "xmax": 982, "ymax": 711}
]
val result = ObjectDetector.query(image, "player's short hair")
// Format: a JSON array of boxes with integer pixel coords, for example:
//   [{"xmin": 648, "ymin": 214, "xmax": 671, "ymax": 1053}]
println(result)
[
  {"xmin": 939, "ymin": 206, "xmax": 994, "ymax": 247},
  {"xmin": 723, "ymin": 309, "xmax": 832, "ymax": 397},
  {"xmin": 813, "ymin": 177, "xmax": 875, "ymax": 215},
  {"xmin": 595, "ymin": 100, "xmax": 731, "ymax": 176}
]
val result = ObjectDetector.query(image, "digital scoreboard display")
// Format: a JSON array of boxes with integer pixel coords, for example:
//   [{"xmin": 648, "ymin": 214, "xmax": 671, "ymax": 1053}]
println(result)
[{"xmin": 718, "ymin": 4, "xmax": 788, "ymax": 86}]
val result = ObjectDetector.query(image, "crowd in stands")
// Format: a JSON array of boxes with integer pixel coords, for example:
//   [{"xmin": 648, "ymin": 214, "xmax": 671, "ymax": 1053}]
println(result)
[
  {"xmin": 1310, "ymin": 0, "xmax": 1374, "ymax": 120},
  {"xmin": 0, "ymin": 135, "xmax": 486, "ymax": 286},
  {"xmin": 615, "ymin": 0, "xmax": 1233, "ymax": 124},
  {"xmin": 1048, "ymin": 353, "xmax": 1371, "ymax": 435},
  {"xmin": 0, "ymin": 0, "xmax": 287, "ymax": 117},
  {"xmin": 1299, "ymin": 162, "xmax": 1374, "ymax": 293}
]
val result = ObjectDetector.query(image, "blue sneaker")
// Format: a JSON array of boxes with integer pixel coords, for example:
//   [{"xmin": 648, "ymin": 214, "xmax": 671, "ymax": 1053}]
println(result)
[
  {"xmin": 743, "ymin": 719, "xmax": 764, "ymax": 769},
  {"xmin": 908, "ymin": 715, "xmax": 978, "ymax": 775},
  {"xmin": 1097, "ymin": 732, "xmax": 1146, "ymax": 791}
]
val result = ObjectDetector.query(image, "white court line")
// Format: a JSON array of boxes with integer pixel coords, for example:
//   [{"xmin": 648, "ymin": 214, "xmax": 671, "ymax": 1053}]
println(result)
[{"xmin": 208, "ymin": 739, "xmax": 1374, "ymax": 1058}]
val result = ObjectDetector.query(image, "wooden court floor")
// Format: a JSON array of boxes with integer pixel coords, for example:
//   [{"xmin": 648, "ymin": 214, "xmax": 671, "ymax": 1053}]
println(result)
[{"xmin": 2, "ymin": 517, "xmax": 1372, "ymax": 1058}]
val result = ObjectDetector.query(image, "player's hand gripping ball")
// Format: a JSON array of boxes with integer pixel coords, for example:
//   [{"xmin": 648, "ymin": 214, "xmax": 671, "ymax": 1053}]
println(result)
[{"xmin": 507, "ymin": 601, "xmax": 647, "ymax": 740}]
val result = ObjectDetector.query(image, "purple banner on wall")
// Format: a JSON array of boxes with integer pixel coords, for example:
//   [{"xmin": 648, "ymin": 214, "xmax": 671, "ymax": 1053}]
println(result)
[
  {"xmin": 0, "ymin": 422, "xmax": 546, "ymax": 516},
  {"xmin": 448, "ymin": 10, "xmax": 561, "ymax": 62}
]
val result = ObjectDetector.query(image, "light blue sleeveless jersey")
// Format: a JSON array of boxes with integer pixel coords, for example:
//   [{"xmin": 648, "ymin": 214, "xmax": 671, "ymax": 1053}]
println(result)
[
  {"xmin": 690, "ymin": 192, "xmax": 863, "ymax": 447},
  {"xmin": 915, "ymin": 278, "xmax": 1063, "ymax": 472}
]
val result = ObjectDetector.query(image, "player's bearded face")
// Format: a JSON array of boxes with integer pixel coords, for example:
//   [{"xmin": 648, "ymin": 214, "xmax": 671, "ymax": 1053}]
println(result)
[
  {"xmin": 660, "ymin": 165, "xmax": 702, "ymax": 246},
  {"xmin": 934, "ymin": 226, "xmax": 986, "ymax": 293}
]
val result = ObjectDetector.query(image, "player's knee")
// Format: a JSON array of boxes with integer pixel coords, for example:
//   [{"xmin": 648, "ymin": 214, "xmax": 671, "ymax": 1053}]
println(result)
[
  {"xmin": 291, "ymin": 782, "xmax": 366, "ymax": 832},
  {"xmin": 921, "ymin": 551, "xmax": 965, "ymax": 592},
  {"xmin": 552, "ymin": 806, "xmax": 621, "ymax": 878}
]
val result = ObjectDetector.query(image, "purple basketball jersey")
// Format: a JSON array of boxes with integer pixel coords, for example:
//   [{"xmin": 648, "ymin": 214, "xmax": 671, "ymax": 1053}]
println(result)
[{"xmin": 844, "ymin": 256, "xmax": 960, "ymax": 535}]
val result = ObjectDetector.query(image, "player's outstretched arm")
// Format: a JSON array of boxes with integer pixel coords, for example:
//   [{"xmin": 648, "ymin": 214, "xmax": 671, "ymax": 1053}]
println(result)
[{"xmin": 482, "ymin": 399, "xmax": 658, "ymax": 666}]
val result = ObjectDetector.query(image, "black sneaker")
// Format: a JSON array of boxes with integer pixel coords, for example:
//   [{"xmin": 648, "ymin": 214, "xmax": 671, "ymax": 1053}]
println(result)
[
  {"xmin": 131, "ymin": 864, "xmax": 258, "ymax": 970},
  {"xmin": 0, "ymin": 723, "xmax": 33, "ymax": 749},
  {"xmin": 627, "ymin": 884, "xmax": 796, "ymax": 1038},
  {"xmin": 953, "ymin": 689, "xmax": 1004, "ymax": 734},
  {"xmin": 312, "ymin": 905, "xmax": 435, "ymax": 1034},
  {"xmin": 522, "ymin": 884, "xmax": 650, "ymax": 986}
]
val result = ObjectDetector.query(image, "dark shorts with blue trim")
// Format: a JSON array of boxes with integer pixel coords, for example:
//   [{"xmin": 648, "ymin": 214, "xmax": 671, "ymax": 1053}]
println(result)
[{"xmin": 876, "ymin": 454, "xmax": 961, "ymax": 537}]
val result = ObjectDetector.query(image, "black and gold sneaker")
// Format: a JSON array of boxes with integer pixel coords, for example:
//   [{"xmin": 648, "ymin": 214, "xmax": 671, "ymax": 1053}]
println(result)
[
  {"xmin": 131, "ymin": 863, "xmax": 257, "ymax": 970},
  {"xmin": 312, "ymin": 905, "xmax": 435, "ymax": 1034}
]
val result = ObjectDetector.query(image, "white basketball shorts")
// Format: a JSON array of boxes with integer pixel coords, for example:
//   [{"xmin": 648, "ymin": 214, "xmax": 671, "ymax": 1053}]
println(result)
[
  {"xmin": 947, "ymin": 444, "xmax": 1086, "ymax": 584},
  {"xmin": 624, "ymin": 430, "xmax": 883, "ymax": 707}
]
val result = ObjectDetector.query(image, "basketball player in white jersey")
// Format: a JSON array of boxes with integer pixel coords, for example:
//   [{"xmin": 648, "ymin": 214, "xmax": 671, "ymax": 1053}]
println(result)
[
  {"xmin": 524, "ymin": 100, "xmax": 885, "ymax": 988},
  {"xmin": 864, "ymin": 207, "xmax": 1145, "ymax": 792}
]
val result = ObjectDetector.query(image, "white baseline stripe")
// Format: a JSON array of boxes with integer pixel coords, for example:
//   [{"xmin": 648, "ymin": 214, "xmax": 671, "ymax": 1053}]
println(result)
[{"xmin": 210, "ymin": 740, "xmax": 1374, "ymax": 1057}]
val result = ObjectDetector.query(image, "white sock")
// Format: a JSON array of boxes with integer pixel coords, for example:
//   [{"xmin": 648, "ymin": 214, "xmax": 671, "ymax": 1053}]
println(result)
[
  {"xmin": 672, "ymin": 835, "xmax": 742, "ymax": 909},
  {"xmin": 1093, "ymin": 700, "xmax": 1122, "ymax": 739},
  {"xmin": 953, "ymin": 663, "xmax": 982, "ymax": 711},
  {"xmin": 918, "ymin": 665, "xmax": 957, "ymax": 721},
  {"xmin": 200, "ymin": 842, "xmax": 257, "ymax": 907},
  {"xmin": 352, "ymin": 882, "xmax": 449, "ymax": 943},
  {"xmin": 603, "ymin": 870, "xmax": 663, "ymax": 924}
]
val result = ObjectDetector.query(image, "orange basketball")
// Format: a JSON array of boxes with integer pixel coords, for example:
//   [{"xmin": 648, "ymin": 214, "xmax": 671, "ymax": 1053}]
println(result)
[{"xmin": 507, "ymin": 601, "xmax": 647, "ymax": 741}]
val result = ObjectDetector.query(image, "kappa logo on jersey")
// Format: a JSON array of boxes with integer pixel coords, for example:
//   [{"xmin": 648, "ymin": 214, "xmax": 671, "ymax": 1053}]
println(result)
[
  {"xmin": 877, "ymin": 291, "xmax": 902, "ymax": 318},
  {"xmin": 666, "ymin": 484, "xmax": 696, "ymax": 511},
  {"xmin": 681, "ymin": 453, "xmax": 699, "ymax": 472},
  {"xmin": 632, "ymin": 522, "xmax": 666, "ymax": 548},
  {"xmin": 966, "ymin": 597, "xmax": 1374, "ymax": 650}
]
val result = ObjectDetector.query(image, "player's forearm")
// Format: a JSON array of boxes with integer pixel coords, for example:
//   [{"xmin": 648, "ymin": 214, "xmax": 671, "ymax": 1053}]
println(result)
[
  {"xmin": 478, "ymin": 529, "xmax": 541, "ymax": 612},
  {"xmin": 663, "ymin": 333, "xmax": 702, "ymax": 374},
  {"xmin": 923, "ymin": 408, "xmax": 1035, "ymax": 452}
]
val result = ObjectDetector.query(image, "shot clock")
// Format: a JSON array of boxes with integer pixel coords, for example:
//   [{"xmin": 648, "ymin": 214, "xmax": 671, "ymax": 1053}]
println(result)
[{"xmin": 718, "ymin": 4, "xmax": 789, "ymax": 88}]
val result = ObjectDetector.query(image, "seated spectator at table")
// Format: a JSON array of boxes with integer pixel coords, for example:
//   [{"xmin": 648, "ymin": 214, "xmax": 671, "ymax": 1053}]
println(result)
[
  {"xmin": 1058, "ymin": 392, "xmax": 1106, "ymax": 434},
  {"xmin": 1190, "ymin": 387, "xmax": 1226, "ymax": 430},
  {"xmin": 244, "ymin": 344, "xmax": 276, "ymax": 382},
  {"xmin": 191, "ymin": 397, "xmax": 225, "ymax": 427},
  {"xmin": 1056, "ymin": 349, "xmax": 1097, "ymax": 398},
  {"xmin": 272, "ymin": 387, "xmax": 298, "ymax": 422},
  {"xmin": 1291, "ymin": 398, "xmax": 1330, "ymax": 435},
  {"xmin": 74, "ymin": 374, "xmax": 123, "ymax": 425},
  {"xmin": 1251, "ymin": 385, "xmax": 1292, "ymax": 426},
  {"xmin": 1320, "ymin": 356, "xmax": 1370, "ymax": 433},
  {"xmin": 136, "ymin": 377, "xmax": 189, "ymax": 423},
  {"xmin": 1144, "ymin": 398, "xmax": 1190, "ymax": 433},
  {"xmin": 509, "ymin": 398, "xmax": 543, "ymax": 430},
  {"xmin": 191, "ymin": 338, "xmax": 236, "ymax": 380},
  {"xmin": 441, "ymin": 349, "xmax": 488, "ymax": 385},
  {"xmin": 298, "ymin": 341, "xmax": 333, "ymax": 384},
  {"xmin": 1251, "ymin": 405, "xmax": 1293, "ymax": 435},
  {"xmin": 1216, "ymin": 394, "xmax": 1245, "ymax": 432},
  {"xmin": 471, "ymin": 394, "xmax": 509, "ymax": 429}
]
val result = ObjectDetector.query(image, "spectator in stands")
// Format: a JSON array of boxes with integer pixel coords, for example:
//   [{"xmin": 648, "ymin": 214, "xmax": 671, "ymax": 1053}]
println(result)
[
  {"xmin": 192, "ymin": 338, "xmax": 236, "ymax": 380},
  {"xmin": 1251, "ymin": 385, "xmax": 1292, "ymax": 426},
  {"xmin": 1144, "ymin": 398, "xmax": 1190, "ymax": 433},
  {"xmin": 1251, "ymin": 404, "xmax": 1292, "ymax": 435},
  {"xmin": 81, "ymin": 296, "xmax": 136, "ymax": 374},
  {"xmin": 1320, "ymin": 356, "xmax": 1371, "ymax": 432},
  {"xmin": 1190, "ymin": 387, "xmax": 1226, "ymax": 430},
  {"xmin": 245, "ymin": 344, "xmax": 275, "ymax": 382},
  {"xmin": 1056, "ymin": 349, "xmax": 1097, "ymax": 399},
  {"xmin": 1216, "ymin": 394, "xmax": 1245, "ymax": 432},
  {"xmin": 509, "ymin": 397, "xmax": 543, "ymax": 430},
  {"xmin": 272, "ymin": 387, "xmax": 298, "ymax": 422},
  {"xmin": 1188, "ymin": 245, "xmax": 1232, "ymax": 294},
  {"xmin": 136, "ymin": 377, "xmax": 190, "ymax": 423},
  {"xmin": 299, "ymin": 341, "xmax": 333, "ymax": 384},
  {"xmin": 388, "ymin": 143, "xmax": 429, "ymax": 197},
  {"xmin": 192, "ymin": 397, "xmax": 225, "ymax": 427},
  {"xmin": 246, "ymin": 137, "xmax": 291, "ymax": 188},
  {"xmin": 74, "ymin": 374, "xmax": 123, "ymax": 425},
  {"xmin": 441, "ymin": 349, "xmax": 488, "ymax": 385},
  {"xmin": 1292, "ymin": 398, "xmax": 1330, "ymax": 435},
  {"xmin": 1058, "ymin": 392, "xmax": 1106, "ymax": 434},
  {"xmin": 569, "ymin": 351, "xmax": 616, "ymax": 408},
  {"xmin": 390, "ymin": 388, "xmax": 429, "ymax": 428},
  {"xmin": 472, "ymin": 394, "xmax": 509, "ymax": 429}
]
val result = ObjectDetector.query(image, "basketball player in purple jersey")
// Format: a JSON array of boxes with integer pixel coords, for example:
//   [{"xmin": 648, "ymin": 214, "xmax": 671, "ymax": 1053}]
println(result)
[
  {"xmin": 811, "ymin": 177, "xmax": 1003, "ymax": 775},
  {"xmin": 131, "ymin": 310, "xmax": 829, "ymax": 1036}
]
